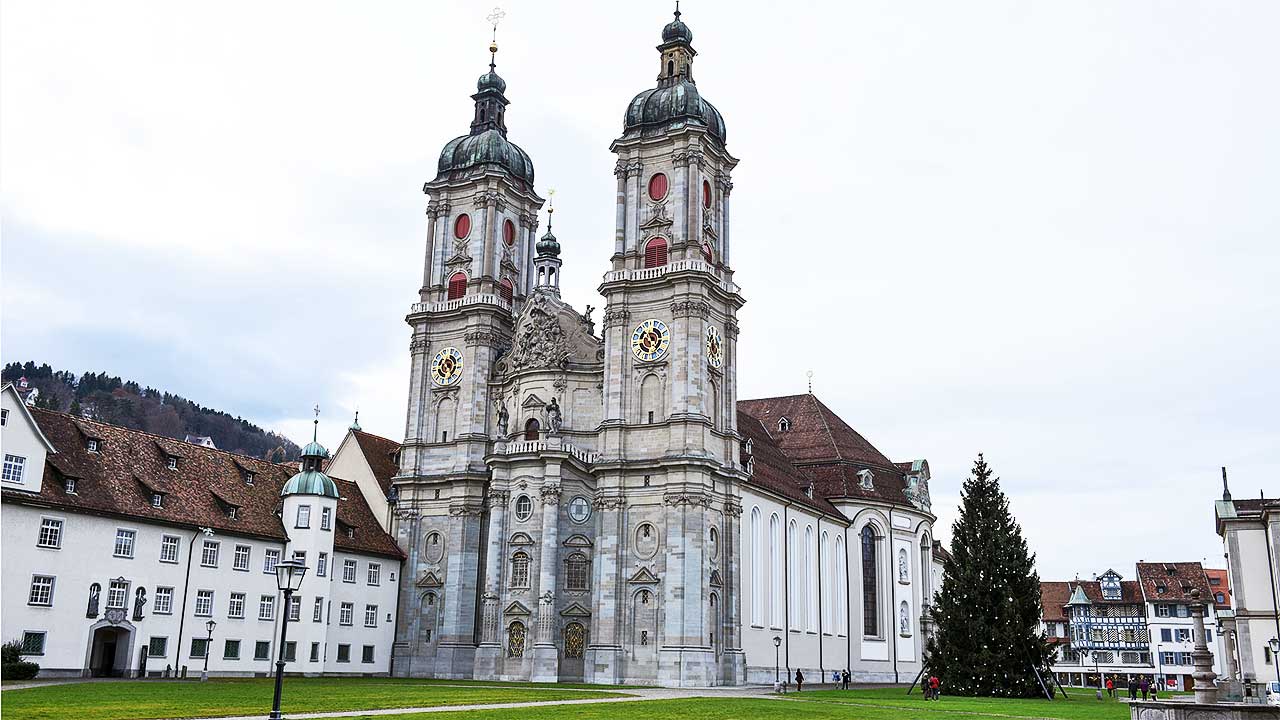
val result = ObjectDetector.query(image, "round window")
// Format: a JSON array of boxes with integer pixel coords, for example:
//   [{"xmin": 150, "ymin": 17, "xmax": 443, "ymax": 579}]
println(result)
[
  {"xmin": 703, "ymin": 179, "xmax": 712, "ymax": 208},
  {"xmin": 568, "ymin": 497, "xmax": 591, "ymax": 524},
  {"xmin": 514, "ymin": 495, "xmax": 533, "ymax": 522},
  {"xmin": 648, "ymin": 173, "xmax": 668, "ymax": 201},
  {"xmin": 503, "ymin": 218, "xmax": 516, "ymax": 247},
  {"xmin": 454, "ymin": 214, "xmax": 471, "ymax": 239}
]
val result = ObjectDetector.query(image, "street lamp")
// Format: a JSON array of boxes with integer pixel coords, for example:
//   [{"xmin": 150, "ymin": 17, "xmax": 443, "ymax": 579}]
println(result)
[
  {"xmin": 200, "ymin": 620, "xmax": 216, "ymax": 682},
  {"xmin": 269, "ymin": 559, "xmax": 308, "ymax": 720},
  {"xmin": 1269, "ymin": 638, "xmax": 1280, "ymax": 684},
  {"xmin": 773, "ymin": 636, "xmax": 782, "ymax": 692}
]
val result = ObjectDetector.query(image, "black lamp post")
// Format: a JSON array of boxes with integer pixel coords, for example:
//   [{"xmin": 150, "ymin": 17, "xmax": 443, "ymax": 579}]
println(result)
[
  {"xmin": 200, "ymin": 620, "xmax": 216, "ymax": 682},
  {"xmin": 269, "ymin": 559, "xmax": 307, "ymax": 720},
  {"xmin": 773, "ymin": 636, "xmax": 782, "ymax": 691},
  {"xmin": 1269, "ymin": 638, "xmax": 1280, "ymax": 684}
]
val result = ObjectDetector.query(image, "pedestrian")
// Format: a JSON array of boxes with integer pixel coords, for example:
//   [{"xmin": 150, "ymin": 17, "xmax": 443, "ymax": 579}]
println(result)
[
  {"xmin": 928, "ymin": 674, "xmax": 941, "ymax": 701},
  {"xmin": 832, "ymin": 669, "xmax": 840, "ymax": 685},
  {"xmin": 795, "ymin": 669, "xmax": 805, "ymax": 692},
  {"xmin": 1128, "ymin": 676, "xmax": 1138, "ymax": 700},
  {"xmin": 1106, "ymin": 677, "xmax": 1114, "ymax": 698},
  {"xmin": 1140, "ymin": 677, "xmax": 1149, "ymax": 701},
  {"xmin": 842, "ymin": 669, "xmax": 851, "ymax": 690},
  {"xmin": 1150, "ymin": 681, "xmax": 1158, "ymax": 701}
]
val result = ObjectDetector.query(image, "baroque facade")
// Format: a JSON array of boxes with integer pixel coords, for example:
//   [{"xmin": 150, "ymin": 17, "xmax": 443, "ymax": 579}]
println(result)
[{"xmin": 383, "ymin": 10, "xmax": 941, "ymax": 687}]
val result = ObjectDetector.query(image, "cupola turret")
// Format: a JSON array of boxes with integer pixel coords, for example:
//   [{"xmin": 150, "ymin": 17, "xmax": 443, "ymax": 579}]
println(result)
[
  {"xmin": 533, "ymin": 197, "xmax": 562, "ymax": 295},
  {"xmin": 621, "ymin": 7, "xmax": 726, "ymax": 144},
  {"xmin": 281, "ymin": 416, "xmax": 339, "ymax": 498}
]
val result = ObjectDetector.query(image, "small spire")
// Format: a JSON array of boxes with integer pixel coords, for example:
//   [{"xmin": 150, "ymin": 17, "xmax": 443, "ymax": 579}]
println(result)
[
  {"xmin": 547, "ymin": 188, "xmax": 555, "ymax": 231},
  {"xmin": 674, "ymin": 0, "xmax": 681, "ymax": 20},
  {"xmin": 486, "ymin": 7, "xmax": 506, "ymax": 71},
  {"xmin": 350, "ymin": 409, "xmax": 362, "ymax": 432},
  {"xmin": 1221, "ymin": 466, "xmax": 1231, "ymax": 501},
  {"xmin": 312, "ymin": 404, "xmax": 320, "ymax": 442},
  {"xmin": 806, "ymin": 370, "xmax": 814, "ymax": 394}
]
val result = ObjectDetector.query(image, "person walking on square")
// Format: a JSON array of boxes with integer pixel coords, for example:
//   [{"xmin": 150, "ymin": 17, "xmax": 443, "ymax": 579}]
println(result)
[
  {"xmin": 1150, "ymin": 681, "xmax": 1158, "ymax": 701},
  {"xmin": 1140, "ymin": 677, "xmax": 1150, "ymax": 700},
  {"xmin": 928, "ymin": 674, "xmax": 941, "ymax": 701},
  {"xmin": 1128, "ymin": 676, "xmax": 1138, "ymax": 700},
  {"xmin": 842, "ymin": 669, "xmax": 850, "ymax": 690},
  {"xmin": 795, "ymin": 669, "xmax": 805, "ymax": 692},
  {"xmin": 832, "ymin": 669, "xmax": 840, "ymax": 685},
  {"xmin": 1106, "ymin": 677, "xmax": 1114, "ymax": 698}
]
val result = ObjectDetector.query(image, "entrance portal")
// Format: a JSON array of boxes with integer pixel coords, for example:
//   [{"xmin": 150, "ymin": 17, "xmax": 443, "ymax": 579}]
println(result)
[{"xmin": 88, "ymin": 626, "xmax": 131, "ymax": 677}]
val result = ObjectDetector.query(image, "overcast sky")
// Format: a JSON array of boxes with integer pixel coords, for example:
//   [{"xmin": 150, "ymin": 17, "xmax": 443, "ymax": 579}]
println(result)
[{"xmin": 3, "ymin": 1, "xmax": 1277, "ymax": 581}]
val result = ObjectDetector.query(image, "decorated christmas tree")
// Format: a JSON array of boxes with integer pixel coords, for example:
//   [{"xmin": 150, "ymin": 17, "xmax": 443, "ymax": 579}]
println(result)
[{"xmin": 925, "ymin": 454, "xmax": 1052, "ymax": 697}]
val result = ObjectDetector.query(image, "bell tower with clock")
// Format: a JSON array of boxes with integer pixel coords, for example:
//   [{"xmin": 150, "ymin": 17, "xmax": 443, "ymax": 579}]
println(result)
[{"xmin": 587, "ymin": 9, "xmax": 747, "ymax": 686}]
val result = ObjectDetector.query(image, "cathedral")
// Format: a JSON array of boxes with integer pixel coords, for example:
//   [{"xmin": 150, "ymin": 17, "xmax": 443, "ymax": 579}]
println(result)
[{"xmin": 379, "ymin": 10, "xmax": 941, "ymax": 686}]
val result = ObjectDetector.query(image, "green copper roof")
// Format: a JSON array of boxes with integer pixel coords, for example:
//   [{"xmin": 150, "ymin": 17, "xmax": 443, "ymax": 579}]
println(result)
[
  {"xmin": 1066, "ymin": 584, "xmax": 1092, "ymax": 605},
  {"xmin": 300, "ymin": 441, "xmax": 329, "ymax": 459},
  {"xmin": 280, "ymin": 469, "xmax": 340, "ymax": 499},
  {"xmin": 437, "ymin": 129, "xmax": 534, "ymax": 185}
]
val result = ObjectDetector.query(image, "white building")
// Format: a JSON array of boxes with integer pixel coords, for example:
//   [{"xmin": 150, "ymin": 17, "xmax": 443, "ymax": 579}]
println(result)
[
  {"xmin": 1135, "ymin": 561, "xmax": 1223, "ymax": 690},
  {"xmin": 1215, "ymin": 479, "xmax": 1280, "ymax": 687},
  {"xmin": 1, "ymin": 384, "xmax": 402, "ymax": 678}
]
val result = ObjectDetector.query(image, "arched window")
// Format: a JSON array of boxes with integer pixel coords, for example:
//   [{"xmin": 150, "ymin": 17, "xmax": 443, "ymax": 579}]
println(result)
[
  {"xmin": 524, "ymin": 418, "xmax": 540, "ymax": 441},
  {"xmin": 769, "ymin": 514, "xmax": 782, "ymax": 628},
  {"xmin": 564, "ymin": 622, "xmax": 586, "ymax": 658},
  {"xmin": 820, "ymin": 531, "xmax": 831, "ymax": 630},
  {"xmin": 861, "ymin": 525, "xmax": 879, "ymax": 637},
  {"xmin": 436, "ymin": 396, "xmax": 456, "ymax": 444},
  {"xmin": 565, "ymin": 553, "xmax": 589, "ymax": 591},
  {"xmin": 667, "ymin": 59, "xmax": 674, "ymax": 76},
  {"xmin": 447, "ymin": 272, "xmax": 467, "ymax": 300},
  {"xmin": 788, "ymin": 520, "xmax": 799, "ymax": 627},
  {"xmin": 702, "ymin": 242, "xmax": 713, "ymax": 264},
  {"xmin": 835, "ymin": 535, "xmax": 848, "ymax": 635},
  {"xmin": 507, "ymin": 621, "xmax": 526, "ymax": 657},
  {"xmin": 640, "ymin": 373, "xmax": 661, "ymax": 424},
  {"xmin": 644, "ymin": 237, "xmax": 668, "ymax": 268},
  {"xmin": 510, "ymin": 551, "xmax": 530, "ymax": 587},
  {"xmin": 499, "ymin": 278, "xmax": 514, "ymax": 303},
  {"xmin": 778, "ymin": 417, "xmax": 791, "ymax": 432},
  {"xmin": 750, "ymin": 507, "xmax": 763, "ymax": 626},
  {"xmin": 804, "ymin": 525, "xmax": 815, "ymax": 631}
]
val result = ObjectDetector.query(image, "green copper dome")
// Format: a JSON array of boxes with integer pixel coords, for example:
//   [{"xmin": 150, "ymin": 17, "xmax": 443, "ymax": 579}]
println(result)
[
  {"xmin": 661, "ymin": 12, "xmax": 692, "ymax": 45},
  {"xmin": 299, "ymin": 441, "xmax": 329, "ymax": 459},
  {"xmin": 536, "ymin": 226, "xmax": 560, "ymax": 257},
  {"xmin": 280, "ymin": 469, "xmax": 339, "ymax": 499},
  {"xmin": 624, "ymin": 82, "xmax": 726, "ymax": 144},
  {"xmin": 437, "ymin": 129, "xmax": 535, "ymax": 185}
]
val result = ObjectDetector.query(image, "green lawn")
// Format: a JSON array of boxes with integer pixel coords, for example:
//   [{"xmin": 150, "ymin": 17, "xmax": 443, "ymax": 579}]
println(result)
[
  {"xmin": 0, "ymin": 677, "xmax": 630, "ymax": 720},
  {"xmin": 790, "ymin": 687, "xmax": 1134, "ymax": 720}
]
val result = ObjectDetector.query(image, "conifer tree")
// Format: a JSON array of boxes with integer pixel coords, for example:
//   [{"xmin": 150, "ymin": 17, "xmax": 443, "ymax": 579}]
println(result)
[{"xmin": 925, "ymin": 454, "xmax": 1052, "ymax": 697}]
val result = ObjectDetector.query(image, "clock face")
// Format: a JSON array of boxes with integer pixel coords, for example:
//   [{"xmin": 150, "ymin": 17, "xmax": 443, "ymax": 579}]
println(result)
[
  {"xmin": 630, "ymin": 319, "xmax": 671, "ymax": 362},
  {"xmin": 706, "ymin": 326, "xmax": 724, "ymax": 368},
  {"xmin": 430, "ymin": 347, "xmax": 464, "ymax": 386}
]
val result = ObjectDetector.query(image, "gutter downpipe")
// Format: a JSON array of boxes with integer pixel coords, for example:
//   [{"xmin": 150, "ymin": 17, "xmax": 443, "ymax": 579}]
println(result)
[
  {"xmin": 890, "ymin": 504, "xmax": 898, "ymax": 684},
  {"xmin": 783, "ymin": 502, "xmax": 791, "ymax": 681},
  {"xmin": 173, "ymin": 526, "xmax": 212, "ymax": 677},
  {"xmin": 817, "ymin": 516, "xmax": 824, "ymax": 681}
]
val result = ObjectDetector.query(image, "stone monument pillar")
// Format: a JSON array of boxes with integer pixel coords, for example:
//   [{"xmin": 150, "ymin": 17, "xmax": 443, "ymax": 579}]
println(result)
[{"xmin": 1189, "ymin": 589, "xmax": 1218, "ymax": 705}]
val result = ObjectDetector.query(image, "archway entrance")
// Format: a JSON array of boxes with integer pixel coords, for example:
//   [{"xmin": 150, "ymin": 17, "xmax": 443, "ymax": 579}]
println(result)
[{"xmin": 88, "ymin": 625, "xmax": 132, "ymax": 677}]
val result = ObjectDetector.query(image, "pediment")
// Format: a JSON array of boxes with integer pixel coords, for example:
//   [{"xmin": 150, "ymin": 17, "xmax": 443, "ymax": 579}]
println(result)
[
  {"xmin": 504, "ymin": 601, "xmax": 532, "ymax": 616},
  {"xmin": 416, "ymin": 571, "xmax": 443, "ymax": 587},
  {"xmin": 562, "ymin": 534, "xmax": 593, "ymax": 548},
  {"xmin": 640, "ymin": 200, "xmax": 673, "ymax": 231},
  {"xmin": 510, "ymin": 532, "xmax": 535, "ymax": 546},
  {"xmin": 521, "ymin": 393, "xmax": 546, "ymax": 409},
  {"xmin": 560, "ymin": 602, "xmax": 592, "ymax": 618},
  {"xmin": 628, "ymin": 566, "xmax": 660, "ymax": 585},
  {"xmin": 709, "ymin": 569, "xmax": 724, "ymax": 588},
  {"xmin": 503, "ymin": 291, "xmax": 603, "ymax": 376}
]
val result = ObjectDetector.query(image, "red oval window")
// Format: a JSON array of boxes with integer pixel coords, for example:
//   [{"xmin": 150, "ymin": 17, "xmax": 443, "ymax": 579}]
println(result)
[
  {"xmin": 454, "ymin": 214, "xmax": 471, "ymax": 239},
  {"xmin": 503, "ymin": 219, "xmax": 516, "ymax": 246},
  {"xmin": 703, "ymin": 180, "xmax": 712, "ymax": 208},
  {"xmin": 648, "ymin": 173, "xmax": 668, "ymax": 201}
]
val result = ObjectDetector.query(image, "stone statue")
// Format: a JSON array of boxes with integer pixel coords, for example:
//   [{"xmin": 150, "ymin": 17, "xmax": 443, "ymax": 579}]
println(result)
[
  {"xmin": 581, "ymin": 305, "xmax": 596, "ymax": 335},
  {"xmin": 496, "ymin": 402, "xmax": 509, "ymax": 437},
  {"xmin": 545, "ymin": 398, "xmax": 562, "ymax": 434},
  {"xmin": 898, "ymin": 550, "xmax": 909, "ymax": 582},
  {"xmin": 86, "ymin": 583, "xmax": 101, "ymax": 618},
  {"xmin": 900, "ymin": 603, "xmax": 911, "ymax": 635},
  {"xmin": 133, "ymin": 587, "xmax": 148, "ymax": 621}
]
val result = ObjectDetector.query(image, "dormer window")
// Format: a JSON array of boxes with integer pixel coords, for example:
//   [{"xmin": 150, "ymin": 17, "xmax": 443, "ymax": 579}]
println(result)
[
  {"xmin": 166, "ymin": 456, "xmax": 178, "ymax": 470},
  {"xmin": 244, "ymin": 471, "xmax": 255, "ymax": 486},
  {"xmin": 346, "ymin": 527, "xmax": 355, "ymax": 539},
  {"xmin": 778, "ymin": 417, "xmax": 791, "ymax": 432},
  {"xmin": 858, "ymin": 468, "xmax": 875, "ymax": 490},
  {"xmin": 745, "ymin": 457, "xmax": 754, "ymax": 476},
  {"xmin": 87, "ymin": 439, "xmax": 100, "ymax": 453},
  {"xmin": 743, "ymin": 439, "xmax": 753, "ymax": 454},
  {"xmin": 64, "ymin": 477, "xmax": 77, "ymax": 494},
  {"xmin": 1, "ymin": 408, "xmax": 8, "ymax": 426},
  {"xmin": 228, "ymin": 507, "xmax": 238, "ymax": 520},
  {"xmin": 1156, "ymin": 584, "xmax": 1166, "ymax": 594},
  {"xmin": 151, "ymin": 493, "xmax": 164, "ymax": 508}
]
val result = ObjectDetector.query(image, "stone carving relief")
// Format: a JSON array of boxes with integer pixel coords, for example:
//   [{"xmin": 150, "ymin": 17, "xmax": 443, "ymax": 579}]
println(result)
[
  {"xmin": 502, "ymin": 291, "xmax": 603, "ymax": 375},
  {"xmin": 672, "ymin": 300, "xmax": 711, "ymax": 318},
  {"xmin": 602, "ymin": 308, "xmax": 631, "ymax": 330}
]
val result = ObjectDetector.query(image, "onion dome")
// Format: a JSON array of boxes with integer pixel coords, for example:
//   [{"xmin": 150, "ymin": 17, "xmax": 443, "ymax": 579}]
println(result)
[
  {"xmin": 621, "ymin": 9, "xmax": 726, "ymax": 145},
  {"xmin": 536, "ymin": 206, "xmax": 560, "ymax": 257},
  {"xmin": 282, "ymin": 419, "xmax": 339, "ymax": 499},
  {"xmin": 432, "ymin": 41, "xmax": 535, "ymax": 186}
]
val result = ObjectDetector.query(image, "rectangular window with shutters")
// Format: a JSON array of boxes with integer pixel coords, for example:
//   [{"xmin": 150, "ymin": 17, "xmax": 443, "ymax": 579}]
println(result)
[
  {"xmin": 1161, "ymin": 628, "xmax": 1172, "ymax": 642},
  {"xmin": 37, "ymin": 518, "xmax": 63, "ymax": 549}
]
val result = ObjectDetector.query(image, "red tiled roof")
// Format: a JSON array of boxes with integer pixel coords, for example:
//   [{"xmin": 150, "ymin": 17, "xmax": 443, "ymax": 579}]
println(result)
[
  {"xmin": 351, "ymin": 430, "xmax": 401, "ymax": 494},
  {"xmin": 1072, "ymin": 579, "xmax": 1145, "ymax": 605},
  {"xmin": 737, "ymin": 410, "xmax": 840, "ymax": 517},
  {"xmin": 738, "ymin": 394, "xmax": 916, "ymax": 507},
  {"xmin": 3, "ymin": 408, "xmax": 403, "ymax": 560},
  {"xmin": 1041, "ymin": 581, "xmax": 1073, "ymax": 621},
  {"xmin": 1203, "ymin": 568, "xmax": 1232, "ymax": 609},
  {"xmin": 1135, "ymin": 562, "xmax": 1212, "ymax": 603}
]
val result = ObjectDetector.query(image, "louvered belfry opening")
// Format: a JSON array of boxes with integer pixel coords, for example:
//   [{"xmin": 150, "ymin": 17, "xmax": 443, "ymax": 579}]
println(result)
[
  {"xmin": 447, "ymin": 272, "xmax": 467, "ymax": 300},
  {"xmin": 644, "ymin": 237, "xmax": 668, "ymax": 268}
]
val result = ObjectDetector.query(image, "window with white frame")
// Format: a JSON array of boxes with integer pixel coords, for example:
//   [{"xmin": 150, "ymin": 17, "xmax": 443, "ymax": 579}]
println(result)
[
  {"xmin": 194, "ymin": 589, "xmax": 214, "ymax": 617},
  {"xmin": 2, "ymin": 454, "xmax": 27, "ymax": 483},
  {"xmin": 365, "ymin": 604, "xmax": 378, "ymax": 627},
  {"xmin": 86, "ymin": 439, "xmax": 99, "ymax": 453},
  {"xmin": 65, "ymin": 477, "xmax": 77, "ymax": 493},
  {"xmin": 114, "ymin": 529, "xmax": 136, "ymax": 558},
  {"xmin": 154, "ymin": 586, "xmax": 174, "ymax": 614},
  {"xmin": 292, "ymin": 550, "xmax": 306, "ymax": 567},
  {"xmin": 342, "ymin": 559, "xmax": 357, "ymax": 583},
  {"xmin": 749, "ymin": 507, "xmax": 762, "ymax": 626},
  {"xmin": 258, "ymin": 595, "xmax": 275, "ymax": 621},
  {"xmin": 151, "ymin": 493, "xmax": 164, "ymax": 508},
  {"xmin": 201, "ymin": 540, "xmax": 220, "ymax": 567},
  {"xmin": 288, "ymin": 596, "xmax": 301, "ymax": 622},
  {"xmin": 313, "ymin": 597, "xmax": 324, "ymax": 622},
  {"xmin": 107, "ymin": 579, "xmax": 128, "ymax": 608},
  {"xmin": 160, "ymin": 535, "xmax": 180, "ymax": 563},
  {"xmin": 1156, "ymin": 604, "xmax": 1172, "ymax": 617},
  {"xmin": 233, "ymin": 545, "xmax": 250, "ymax": 571},
  {"xmin": 296, "ymin": 505, "xmax": 311, "ymax": 528},
  {"xmin": 321, "ymin": 507, "xmax": 332, "ymax": 530},
  {"xmin": 166, "ymin": 456, "xmax": 178, "ymax": 470},
  {"xmin": 263, "ymin": 549, "xmax": 280, "ymax": 574},
  {"xmin": 21, "ymin": 631, "xmax": 45, "ymax": 654},
  {"xmin": 28, "ymin": 575, "xmax": 55, "ymax": 606},
  {"xmin": 514, "ymin": 494, "xmax": 533, "ymax": 521},
  {"xmin": 339, "ymin": 602, "xmax": 354, "ymax": 626},
  {"xmin": 367, "ymin": 563, "xmax": 381, "ymax": 586},
  {"xmin": 37, "ymin": 518, "xmax": 63, "ymax": 549},
  {"xmin": 228, "ymin": 592, "xmax": 245, "ymax": 619},
  {"xmin": 317, "ymin": 552, "xmax": 328, "ymax": 577},
  {"xmin": 0, "ymin": 408, "xmax": 7, "ymax": 425}
]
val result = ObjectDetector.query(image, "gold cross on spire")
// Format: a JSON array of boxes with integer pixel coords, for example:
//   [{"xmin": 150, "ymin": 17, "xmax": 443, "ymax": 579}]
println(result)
[{"xmin": 486, "ymin": 7, "xmax": 505, "ymax": 67}]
